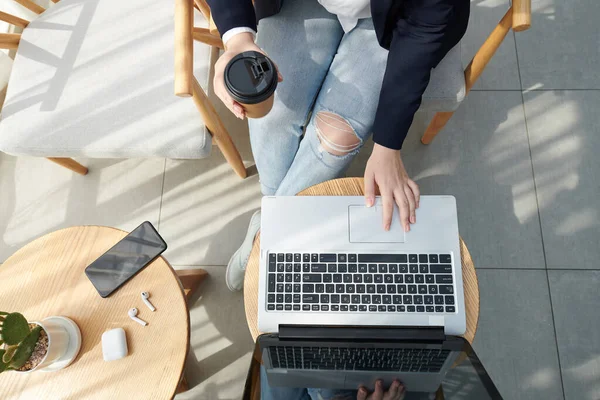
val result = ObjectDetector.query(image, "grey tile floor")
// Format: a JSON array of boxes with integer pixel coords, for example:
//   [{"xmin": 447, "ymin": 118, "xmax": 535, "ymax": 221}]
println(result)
[{"xmin": 1, "ymin": 0, "xmax": 599, "ymax": 399}]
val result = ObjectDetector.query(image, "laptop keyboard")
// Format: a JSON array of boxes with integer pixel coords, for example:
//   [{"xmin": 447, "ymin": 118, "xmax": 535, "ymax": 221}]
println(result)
[
  {"xmin": 266, "ymin": 253, "xmax": 456, "ymax": 314},
  {"xmin": 269, "ymin": 346, "xmax": 450, "ymax": 372}
]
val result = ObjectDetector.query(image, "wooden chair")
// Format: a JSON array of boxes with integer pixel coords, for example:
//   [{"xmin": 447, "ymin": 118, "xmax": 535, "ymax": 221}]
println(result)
[
  {"xmin": 0, "ymin": 0, "xmax": 247, "ymax": 178},
  {"xmin": 421, "ymin": 0, "xmax": 531, "ymax": 144}
]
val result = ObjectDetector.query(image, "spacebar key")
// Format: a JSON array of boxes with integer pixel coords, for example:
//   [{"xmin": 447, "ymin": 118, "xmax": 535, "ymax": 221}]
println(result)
[
  {"xmin": 303, "ymin": 294, "xmax": 319, "ymax": 303},
  {"xmin": 358, "ymin": 254, "xmax": 408, "ymax": 263}
]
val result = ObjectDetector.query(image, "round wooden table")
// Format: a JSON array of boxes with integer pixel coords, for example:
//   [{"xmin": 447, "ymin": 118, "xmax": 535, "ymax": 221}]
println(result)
[
  {"xmin": 0, "ymin": 226, "xmax": 189, "ymax": 400},
  {"xmin": 244, "ymin": 178, "xmax": 480, "ymax": 344}
]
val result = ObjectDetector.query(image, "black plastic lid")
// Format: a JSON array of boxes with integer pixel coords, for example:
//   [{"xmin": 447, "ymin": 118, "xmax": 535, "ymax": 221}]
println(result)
[{"xmin": 224, "ymin": 51, "xmax": 278, "ymax": 104}]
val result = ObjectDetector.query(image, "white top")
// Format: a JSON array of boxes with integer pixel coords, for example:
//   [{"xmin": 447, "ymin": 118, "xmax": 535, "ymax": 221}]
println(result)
[{"xmin": 223, "ymin": 0, "xmax": 371, "ymax": 45}]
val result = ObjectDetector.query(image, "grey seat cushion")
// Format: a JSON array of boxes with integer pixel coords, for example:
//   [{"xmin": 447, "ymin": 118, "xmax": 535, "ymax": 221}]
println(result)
[
  {"xmin": 422, "ymin": 43, "xmax": 465, "ymax": 112},
  {"xmin": 0, "ymin": 0, "xmax": 212, "ymax": 159}
]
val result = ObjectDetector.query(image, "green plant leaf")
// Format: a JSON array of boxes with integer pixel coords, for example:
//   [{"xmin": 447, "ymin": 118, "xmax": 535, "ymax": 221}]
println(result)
[
  {"xmin": 1, "ymin": 313, "xmax": 30, "ymax": 345},
  {"xmin": 0, "ymin": 312, "xmax": 9, "ymax": 316},
  {"xmin": 2, "ymin": 345, "xmax": 17, "ymax": 363},
  {"xmin": 0, "ymin": 350, "xmax": 11, "ymax": 373},
  {"xmin": 10, "ymin": 326, "xmax": 41, "ymax": 370}
]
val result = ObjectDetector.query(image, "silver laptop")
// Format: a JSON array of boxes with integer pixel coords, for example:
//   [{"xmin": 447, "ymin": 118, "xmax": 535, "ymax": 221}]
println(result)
[{"xmin": 258, "ymin": 195, "xmax": 466, "ymax": 336}]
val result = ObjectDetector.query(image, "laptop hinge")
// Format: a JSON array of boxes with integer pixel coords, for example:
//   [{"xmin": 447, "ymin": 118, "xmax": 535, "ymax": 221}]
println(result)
[{"xmin": 278, "ymin": 325, "xmax": 445, "ymax": 342}]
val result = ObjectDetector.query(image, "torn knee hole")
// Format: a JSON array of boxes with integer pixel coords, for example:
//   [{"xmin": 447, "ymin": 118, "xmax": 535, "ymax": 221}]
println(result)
[{"xmin": 315, "ymin": 111, "xmax": 360, "ymax": 156}]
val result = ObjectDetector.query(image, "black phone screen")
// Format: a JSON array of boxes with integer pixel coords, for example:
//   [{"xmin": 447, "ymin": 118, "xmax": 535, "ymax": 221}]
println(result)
[{"xmin": 85, "ymin": 221, "xmax": 167, "ymax": 297}]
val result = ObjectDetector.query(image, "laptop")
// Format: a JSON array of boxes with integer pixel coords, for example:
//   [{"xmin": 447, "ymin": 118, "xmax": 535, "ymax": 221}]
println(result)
[
  {"xmin": 253, "ymin": 326, "xmax": 503, "ymax": 398},
  {"xmin": 258, "ymin": 195, "xmax": 466, "ymax": 335}
]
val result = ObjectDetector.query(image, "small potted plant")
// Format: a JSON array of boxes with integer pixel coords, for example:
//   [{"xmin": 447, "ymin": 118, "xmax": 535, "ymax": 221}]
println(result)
[{"xmin": 0, "ymin": 312, "xmax": 81, "ymax": 373}]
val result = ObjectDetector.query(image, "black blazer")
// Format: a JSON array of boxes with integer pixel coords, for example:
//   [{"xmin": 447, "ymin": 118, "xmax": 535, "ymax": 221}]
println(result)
[{"xmin": 207, "ymin": 0, "xmax": 469, "ymax": 150}]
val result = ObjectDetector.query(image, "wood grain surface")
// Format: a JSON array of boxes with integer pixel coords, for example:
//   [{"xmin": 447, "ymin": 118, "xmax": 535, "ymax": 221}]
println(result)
[
  {"xmin": 244, "ymin": 178, "xmax": 479, "ymax": 344},
  {"xmin": 0, "ymin": 226, "xmax": 189, "ymax": 400}
]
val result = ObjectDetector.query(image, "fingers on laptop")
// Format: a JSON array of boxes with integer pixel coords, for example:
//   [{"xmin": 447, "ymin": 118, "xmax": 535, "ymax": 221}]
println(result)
[{"xmin": 386, "ymin": 380, "xmax": 406, "ymax": 400}]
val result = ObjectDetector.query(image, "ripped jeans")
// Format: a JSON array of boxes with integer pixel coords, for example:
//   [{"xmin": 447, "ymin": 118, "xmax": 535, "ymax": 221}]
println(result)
[{"xmin": 249, "ymin": 0, "xmax": 388, "ymax": 196}]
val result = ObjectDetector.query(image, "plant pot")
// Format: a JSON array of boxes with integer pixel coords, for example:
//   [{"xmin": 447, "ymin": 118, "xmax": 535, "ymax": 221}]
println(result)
[{"xmin": 15, "ymin": 316, "xmax": 81, "ymax": 373}]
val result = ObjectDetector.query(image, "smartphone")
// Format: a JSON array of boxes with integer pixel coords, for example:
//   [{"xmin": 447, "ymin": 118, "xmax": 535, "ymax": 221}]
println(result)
[{"xmin": 85, "ymin": 221, "xmax": 167, "ymax": 298}]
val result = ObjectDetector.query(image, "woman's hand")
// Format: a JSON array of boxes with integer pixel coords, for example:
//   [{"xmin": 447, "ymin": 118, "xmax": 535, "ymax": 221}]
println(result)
[
  {"xmin": 357, "ymin": 380, "xmax": 406, "ymax": 400},
  {"xmin": 213, "ymin": 33, "xmax": 283, "ymax": 119},
  {"xmin": 364, "ymin": 144, "xmax": 420, "ymax": 232}
]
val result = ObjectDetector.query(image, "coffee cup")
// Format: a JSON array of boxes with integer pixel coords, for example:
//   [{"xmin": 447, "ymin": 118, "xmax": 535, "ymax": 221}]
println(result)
[{"xmin": 224, "ymin": 51, "xmax": 278, "ymax": 119}]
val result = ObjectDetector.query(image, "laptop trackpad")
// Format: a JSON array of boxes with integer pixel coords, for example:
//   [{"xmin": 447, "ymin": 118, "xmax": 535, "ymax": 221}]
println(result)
[{"xmin": 349, "ymin": 205, "xmax": 405, "ymax": 243}]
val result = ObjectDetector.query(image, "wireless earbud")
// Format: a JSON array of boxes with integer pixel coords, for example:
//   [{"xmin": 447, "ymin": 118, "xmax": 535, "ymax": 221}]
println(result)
[
  {"xmin": 141, "ymin": 291, "xmax": 156, "ymax": 312},
  {"xmin": 128, "ymin": 308, "xmax": 148, "ymax": 326}
]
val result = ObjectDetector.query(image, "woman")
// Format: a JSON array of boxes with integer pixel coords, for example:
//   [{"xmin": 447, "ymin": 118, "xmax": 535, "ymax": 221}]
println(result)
[{"xmin": 206, "ymin": 0, "xmax": 469, "ymax": 293}]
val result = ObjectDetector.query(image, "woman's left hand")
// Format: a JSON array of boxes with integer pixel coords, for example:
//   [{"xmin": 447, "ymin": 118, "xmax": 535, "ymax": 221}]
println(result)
[
  {"xmin": 357, "ymin": 380, "xmax": 406, "ymax": 400},
  {"xmin": 364, "ymin": 143, "xmax": 420, "ymax": 232}
]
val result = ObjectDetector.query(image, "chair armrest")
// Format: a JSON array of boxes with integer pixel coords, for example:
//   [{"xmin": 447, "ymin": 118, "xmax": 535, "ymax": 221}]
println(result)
[
  {"xmin": 0, "ymin": 33, "xmax": 21, "ymax": 50},
  {"xmin": 193, "ymin": 0, "xmax": 210, "ymax": 20},
  {"xmin": 0, "ymin": 11, "xmax": 29, "ymax": 28},
  {"xmin": 175, "ymin": 0, "xmax": 194, "ymax": 97},
  {"xmin": 512, "ymin": 0, "xmax": 531, "ymax": 32},
  {"xmin": 13, "ymin": 0, "xmax": 45, "ymax": 15}
]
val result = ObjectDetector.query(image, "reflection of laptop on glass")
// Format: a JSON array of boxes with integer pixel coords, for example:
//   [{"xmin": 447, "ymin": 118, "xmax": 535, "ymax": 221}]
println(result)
[
  {"xmin": 258, "ymin": 196, "xmax": 466, "ymax": 334},
  {"xmin": 254, "ymin": 328, "xmax": 502, "ymax": 398}
]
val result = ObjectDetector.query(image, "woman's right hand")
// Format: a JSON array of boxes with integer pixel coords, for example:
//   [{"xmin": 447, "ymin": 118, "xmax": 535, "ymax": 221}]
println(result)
[
  {"xmin": 213, "ymin": 32, "xmax": 283, "ymax": 119},
  {"xmin": 357, "ymin": 380, "xmax": 406, "ymax": 400}
]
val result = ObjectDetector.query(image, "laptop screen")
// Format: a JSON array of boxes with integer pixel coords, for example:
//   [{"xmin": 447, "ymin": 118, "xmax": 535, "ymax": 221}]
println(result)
[{"xmin": 246, "ymin": 336, "xmax": 503, "ymax": 399}]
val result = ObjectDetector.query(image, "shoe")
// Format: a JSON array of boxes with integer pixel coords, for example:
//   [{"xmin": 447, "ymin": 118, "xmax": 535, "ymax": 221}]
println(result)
[{"xmin": 226, "ymin": 210, "xmax": 261, "ymax": 291}]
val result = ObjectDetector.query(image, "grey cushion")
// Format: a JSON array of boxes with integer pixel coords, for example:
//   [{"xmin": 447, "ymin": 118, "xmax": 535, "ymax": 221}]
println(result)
[
  {"xmin": 422, "ymin": 43, "xmax": 465, "ymax": 112},
  {"xmin": 0, "ymin": 0, "xmax": 212, "ymax": 159}
]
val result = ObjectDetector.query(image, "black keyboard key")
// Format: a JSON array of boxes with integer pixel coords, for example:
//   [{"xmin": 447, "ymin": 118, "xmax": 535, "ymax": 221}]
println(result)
[
  {"xmin": 375, "ymin": 274, "xmax": 383, "ymax": 283},
  {"xmin": 285, "ymin": 284, "xmax": 292, "ymax": 292},
  {"xmin": 359, "ymin": 305, "xmax": 367, "ymax": 311},
  {"xmin": 383, "ymin": 295, "xmax": 391, "ymax": 304},
  {"xmin": 341, "ymin": 305, "xmax": 349, "ymax": 312},
  {"xmin": 357, "ymin": 284, "xmax": 365, "ymax": 293},
  {"xmin": 384, "ymin": 274, "xmax": 393, "ymax": 283},
  {"xmin": 409, "ymin": 254, "xmax": 418, "ymax": 263},
  {"xmin": 341, "ymin": 295, "xmax": 351, "ymax": 304},
  {"xmin": 303, "ymin": 264, "xmax": 310, "ymax": 273},
  {"xmin": 436, "ymin": 275, "xmax": 453, "ymax": 284},
  {"xmin": 369, "ymin": 305, "xmax": 377, "ymax": 312},
  {"xmin": 321, "ymin": 305, "xmax": 329, "ymax": 311},
  {"xmin": 331, "ymin": 305, "xmax": 340, "ymax": 311},
  {"xmin": 303, "ymin": 274, "xmax": 322, "ymax": 283},
  {"xmin": 277, "ymin": 273, "xmax": 284, "ymax": 282},
  {"xmin": 407, "ymin": 306, "xmax": 416, "ymax": 312},
  {"xmin": 267, "ymin": 304, "xmax": 275, "ymax": 310},
  {"xmin": 435, "ymin": 295, "xmax": 444, "ymax": 305},
  {"xmin": 277, "ymin": 284, "xmax": 284, "ymax": 292},
  {"xmin": 303, "ymin": 254, "xmax": 310, "ymax": 262},
  {"xmin": 446, "ymin": 306, "xmax": 456, "ymax": 313},
  {"xmin": 367, "ymin": 264, "xmax": 377, "ymax": 273},
  {"xmin": 405, "ymin": 275, "xmax": 414, "ymax": 283},
  {"xmin": 357, "ymin": 264, "xmax": 367, "ymax": 273},
  {"xmin": 426, "ymin": 275, "xmax": 435, "ymax": 284},
  {"xmin": 445, "ymin": 296, "xmax": 455, "ymax": 305},
  {"xmin": 293, "ymin": 305, "xmax": 301, "ymax": 311},
  {"xmin": 277, "ymin": 264, "xmax": 284, "ymax": 272},
  {"xmin": 389, "ymin": 264, "xmax": 398, "ymax": 273},
  {"xmin": 323, "ymin": 274, "xmax": 332, "ymax": 283},
  {"xmin": 294, "ymin": 264, "xmax": 301, "ymax": 272},
  {"xmin": 399, "ymin": 264, "xmax": 408, "ymax": 273},
  {"xmin": 331, "ymin": 294, "xmax": 340, "ymax": 304},
  {"xmin": 352, "ymin": 295, "xmax": 360, "ymax": 304},
  {"xmin": 408, "ymin": 285, "xmax": 417, "ymax": 294},
  {"xmin": 440, "ymin": 254, "xmax": 452, "ymax": 263},
  {"xmin": 409, "ymin": 264, "xmax": 418, "ymax": 273},
  {"xmin": 348, "ymin": 264, "xmax": 357, "ymax": 273},
  {"xmin": 346, "ymin": 285, "xmax": 355, "ymax": 293},
  {"xmin": 439, "ymin": 285, "xmax": 454, "ymax": 294},
  {"xmin": 425, "ymin": 295, "xmax": 434, "ymax": 305},
  {"xmin": 276, "ymin": 294, "xmax": 283, "ymax": 302},
  {"xmin": 364, "ymin": 274, "xmax": 373, "ymax": 283},
  {"xmin": 303, "ymin": 284, "xmax": 314, "ymax": 293},
  {"xmin": 378, "ymin": 305, "xmax": 387, "ymax": 312},
  {"xmin": 269, "ymin": 261, "xmax": 276, "ymax": 272},
  {"xmin": 377, "ymin": 285, "xmax": 386, "ymax": 294},
  {"xmin": 403, "ymin": 295, "xmax": 412, "ymax": 304},
  {"xmin": 320, "ymin": 254, "xmax": 336, "ymax": 262},
  {"xmin": 359, "ymin": 254, "xmax": 408, "ymax": 263},
  {"xmin": 372, "ymin": 295, "xmax": 382, "ymax": 304},
  {"xmin": 303, "ymin": 304, "xmax": 311, "ymax": 311},
  {"xmin": 353, "ymin": 275, "xmax": 363, "ymax": 283},
  {"xmin": 311, "ymin": 254, "xmax": 318, "ymax": 262},
  {"xmin": 326, "ymin": 284, "xmax": 335, "ymax": 293},
  {"xmin": 416, "ymin": 275, "xmax": 425, "ymax": 284},
  {"xmin": 312, "ymin": 305, "xmax": 320, "ymax": 311},
  {"xmin": 338, "ymin": 264, "xmax": 348, "ymax": 273},
  {"xmin": 431, "ymin": 265, "xmax": 452, "ymax": 274},
  {"xmin": 293, "ymin": 294, "xmax": 301, "ymax": 303},
  {"xmin": 428, "ymin": 286, "xmax": 438, "ymax": 294},
  {"xmin": 338, "ymin": 254, "xmax": 347, "ymax": 263},
  {"xmin": 387, "ymin": 285, "xmax": 396, "ymax": 294},
  {"xmin": 316, "ymin": 284, "xmax": 325, "ymax": 293},
  {"xmin": 286, "ymin": 254, "xmax": 293, "ymax": 262},
  {"xmin": 394, "ymin": 275, "xmax": 404, "ymax": 284},
  {"xmin": 435, "ymin": 306, "xmax": 444, "ymax": 313},
  {"xmin": 377, "ymin": 264, "xmax": 387, "ymax": 273},
  {"xmin": 414, "ymin": 295, "xmax": 423, "ymax": 305},
  {"xmin": 417, "ymin": 306, "xmax": 425, "ymax": 313},
  {"xmin": 397, "ymin": 305, "xmax": 406, "ymax": 312},
  {"xmin": 293, "ymin": 254, "xmax": 301, "ymax": 262},
  {"xmin": 393, "ymin": 295, "xmax": 402, "ymax": 304},
  {"xmin": 367, "ymin": 285, "xmax": 376, "ymax": 293},
  {"xmin": 333, "ymin": 274, "xmax": 342, "ymax": 283},
  {"xmin": 362, "ymin": 295, "xmax": 371, "ymax": 304},
  {"xmin": 429, "ymin": 254, "xmax": 439, "ymax": 263},
  {"xmin": 268, "ymin": 294, "xmax": 275, "ymax": 303},
  {"xmin": 294, "ymin": 284, "xmax": 301, "ymax": 293},
  {"xmin": 268, "ymin": 274, "xmax": 276, "ymax": 290},
  {"xmin": 327, "ymin": 264, "xmax": 337, "ymax": 273},
  {"xmin": 285, "ymin": 304, "xmax": 292, "ymax": 311},
  {"xmin": 419, "ymin": 254, "xmax": 428, "ymax": 263},
  {"xmin": 303, "ymin": 294, "xmax": 319, "ymax": 303},
  {"xmin": 397, "ymin": 285, "xmax": 407, "ymax": 294},
  {"xmin": 426, "ymin": 306, "xmax": 434, "ymax": 312},
  {"xmin": 343, "ymin": 274, "xmax": 353, "ymax": 283},
  {"xmin": 311, "ymin": 264, "xmax": 326, "ymax": 273},
  {"xmin": 277, "ymin": 254, "xmax": 284, "ymax": 262},
  {"xmin": 276, "ymin": 304, "xmax": 284, "ymax": 310},
  {"xmin": 420, "ymin": 265, "xmax": 429, "ymax": 274},
  {"xmin": 350, "ymin": 305, "xmax": 358, "ymax": 312},
  {"xmin": 285, "ymin": 274, "xmax": 292, "ymax": 282},
  {"xmin": 418, "ymin": 285, "xmax": 428, "ymax": 294}
]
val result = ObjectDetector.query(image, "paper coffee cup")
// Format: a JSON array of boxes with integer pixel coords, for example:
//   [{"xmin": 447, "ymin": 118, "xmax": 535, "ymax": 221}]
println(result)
[{"xmin": 224, "ymin": 51, "xmax": 278, "ymax": 119}]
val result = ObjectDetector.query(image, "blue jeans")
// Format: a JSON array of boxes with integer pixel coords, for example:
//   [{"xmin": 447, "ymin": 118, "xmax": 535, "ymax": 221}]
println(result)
[
  {"xmin": 249, "ymin": 0, "xmax": 388, "ymax": 196},
  {"xmin": 260, "ymin": 366, "xmax": 357, "ymax": 400}
]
